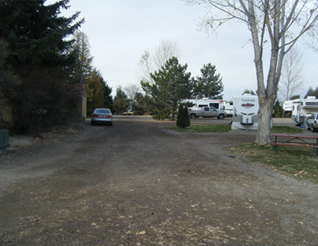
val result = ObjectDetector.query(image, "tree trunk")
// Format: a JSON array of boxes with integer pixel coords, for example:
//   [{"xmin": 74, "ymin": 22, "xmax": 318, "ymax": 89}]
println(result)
[{"xmin": 256, "ymin": 97, "xmax": 274, "ymax": 145}]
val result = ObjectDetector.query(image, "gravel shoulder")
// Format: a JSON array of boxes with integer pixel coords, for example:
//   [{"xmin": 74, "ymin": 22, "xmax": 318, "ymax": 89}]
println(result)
[{"xmin": 0, "ymin": 118, "xmax": 317, "ymax": 245}]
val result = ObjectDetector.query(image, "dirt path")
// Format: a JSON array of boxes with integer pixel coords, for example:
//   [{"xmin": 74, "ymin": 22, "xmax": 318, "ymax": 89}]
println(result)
[{"xmin": 0, "ymin": 120, "xmax": 317, "ymax": 245}]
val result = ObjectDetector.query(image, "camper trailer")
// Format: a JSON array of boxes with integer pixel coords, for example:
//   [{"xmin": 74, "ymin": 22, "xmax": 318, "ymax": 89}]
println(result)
[
  {"xmin": 292, "ymin": 96, "xmax": 318, "ymax": 126},
  {"xmin": 231, "ymin": 94, "xmax": 259, "ymax": 130}
]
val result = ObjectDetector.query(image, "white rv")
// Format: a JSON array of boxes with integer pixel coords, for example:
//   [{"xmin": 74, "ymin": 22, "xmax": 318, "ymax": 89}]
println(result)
[
  {"xmin": 292, "ymin": 96, "xmax": 318, "ymax": 126},
  {"xmin": 231, "ymin": 94, "xmax": 259, "ymax": 130},
  {"xmin": 180, "ymin": 98, "xmax": 225, "ymax": 111},
  {"xmin": 222, "ymin": 100, "xmax": 233, "ymax": 117},
  {"xmin": 282, "ymin": 100, "xmax": 294, "ymax": 112}
]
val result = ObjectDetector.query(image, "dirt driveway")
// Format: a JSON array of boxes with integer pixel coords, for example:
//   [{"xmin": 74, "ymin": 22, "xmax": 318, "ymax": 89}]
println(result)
[{"xmin": 0, "ymin": 118, "xmax": 317, "ymax": 245}]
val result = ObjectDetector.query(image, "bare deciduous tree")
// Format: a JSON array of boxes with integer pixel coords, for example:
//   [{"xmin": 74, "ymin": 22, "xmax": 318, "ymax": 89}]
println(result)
[
  {"xmin": 279, "ymin": 47, "xmax": 305, "ymax": 102},
  {"xmin": 137, "ymin": 39, "xmax": 180, "ymax": 84},
  {"xmin": 124, "ymin": 84, "xmax": 141, "ymax": 100},
  {"xmin": 184, "ymin": 0, "xmax": 318, "ymax": 145},
  {"xmin": 137, "ymin": 50, "xmax": 154, "ymax": 84},
  {"xmin": 153, "ymin": 39, "xmax": 180, "ymax": 69}
]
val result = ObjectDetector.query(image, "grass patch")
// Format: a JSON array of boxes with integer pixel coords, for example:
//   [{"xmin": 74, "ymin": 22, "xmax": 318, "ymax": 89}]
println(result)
[
  {"xmin": 271, "ymin": 125, "xmax": 304, "ymax": 134},
  {"xmin": 165, "ymin": 124, "xmax": 231, "ymax": 133},
  {"xmin": 226, "ymin": 143, "xmax": 318, "ymax": 184},
  {"xmin": 166, "ymin": 125, "xmax": 302, "ymax": 134}
]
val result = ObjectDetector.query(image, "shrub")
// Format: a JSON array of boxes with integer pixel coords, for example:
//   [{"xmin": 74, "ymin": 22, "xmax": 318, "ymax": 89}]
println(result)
[{"xmin": 177, "ymin": 104, "xmax": 190, "ymax": 128}]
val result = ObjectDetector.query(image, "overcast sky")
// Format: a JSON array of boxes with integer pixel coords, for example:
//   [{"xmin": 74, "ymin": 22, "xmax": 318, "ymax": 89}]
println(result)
[{"xmin": 47, "ymin": 0, "xmax": 318, "ymax": 101}]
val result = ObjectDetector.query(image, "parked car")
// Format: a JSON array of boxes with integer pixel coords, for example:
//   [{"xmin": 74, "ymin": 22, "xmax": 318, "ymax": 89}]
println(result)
[
  {"xmin": 305, "ymin": 112, "xmax": 318, "ymax": 132},
  {"xmin": 91, "ymin": 108, "xmax": 113, "ymax": 126}
]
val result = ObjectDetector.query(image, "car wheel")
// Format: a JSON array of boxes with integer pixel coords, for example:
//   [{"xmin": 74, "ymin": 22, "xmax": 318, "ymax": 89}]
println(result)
[
  {"xmin": 218, "ymin": 114, "xmax": 224, "ymax": 120},
  {"xmin": 311, "ymin": 126, "xmax": 316, "ymax": 132},
  {"xmin": 306, "ymin": 123, "xmax": 310, "ymax": 130},
  {"xmin": 190, "ymin": 114, "xmax": 196, "ymax": 119}
]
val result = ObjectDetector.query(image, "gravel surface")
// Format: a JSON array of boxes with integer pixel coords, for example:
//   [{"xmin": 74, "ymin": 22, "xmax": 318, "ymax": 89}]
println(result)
[{"xmin": 0, "ymin": 118, "xmax": 317, "ymax": 245}]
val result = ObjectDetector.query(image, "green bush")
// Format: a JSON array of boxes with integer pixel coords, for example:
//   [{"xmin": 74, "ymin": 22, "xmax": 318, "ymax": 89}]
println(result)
[{"xmin": 177, "ymin": 105, "xmax": 190, "ymax": 128}]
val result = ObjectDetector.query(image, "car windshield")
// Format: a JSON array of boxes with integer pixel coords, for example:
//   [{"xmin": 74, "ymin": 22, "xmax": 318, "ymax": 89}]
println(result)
[{"xmin": 95, "ymin": 109, "xmax": 111, "ymax": 114}]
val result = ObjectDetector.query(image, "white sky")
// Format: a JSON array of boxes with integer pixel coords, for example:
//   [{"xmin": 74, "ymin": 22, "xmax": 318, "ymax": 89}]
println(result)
[{"xmin": 46, "ymin": 0, "xmax": 318, "ymax": 101}]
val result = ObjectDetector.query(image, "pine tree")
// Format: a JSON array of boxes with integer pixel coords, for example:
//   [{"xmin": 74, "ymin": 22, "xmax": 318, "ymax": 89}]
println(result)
[
  {"xmin": 193, "ymin": 63, "xmax": 223, "ymax": 99},
  {"xmin": 0, "ymin": 0, "xmax": 84, "ymax": 133},
  {"xmin": 177, "ymin": 105, "xmax": 190, "ymax": 128},
  {"xmin": 132, "ymin": 92, "xmax": 147, "ymax": 115},
  {"xmin": 183, "ymin": 106, "xmax": 190, "ymax": 128},
  {"xmin": 73, "ymin": 31, "xmax": 93, "ymax": 83},
  {"xmin": 141, "ymin": 57, "xmax": 192, "ymax": 120},
  {"xmin": 0, "ymin": 0, "xmax": 84, "ymax": 70},
  {"xmin": 113, "ymin": 87, "xmax": 129, "ymax": 115},
  {"xmin": 273, "ymin": 101, "xmax": 283, "ymax": 118},
  {"xmin": 177, "ymin": 104, "xmax": 183, "ymax": 127},
  {"xmin": 86, "ymin": 70, "xmax": 106, "ymax": 116}
]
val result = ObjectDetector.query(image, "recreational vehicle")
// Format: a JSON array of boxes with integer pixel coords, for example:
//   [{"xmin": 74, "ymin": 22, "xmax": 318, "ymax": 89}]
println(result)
[
  {"xmin": 222, "ymin": 100, "xmax": 233, "ymax": 117},
  {"xmin": 231, "ymin": 94, "xmax": 259, "ymax": 130},
  {"xmin": 292, "ymin": 96, "xmax": 318, "ymax": 126},
  {"xmin": 179, "ymin": 98, "xmax": 225, "ymax": 111},
  {"xmin": 282, "ymin": 100, "xmax": 294, "ymax": 112}
]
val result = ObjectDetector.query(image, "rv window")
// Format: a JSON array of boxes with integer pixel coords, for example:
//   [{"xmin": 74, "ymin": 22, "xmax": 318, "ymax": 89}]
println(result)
[
  {"xmin": 210, "ymin": 103, "xmax": 219, "ymax": 109},
  {"xmin": 199, "ymin": 104, "xmax": 208, "ymax": 107},
  {"xmin": 306, "ymin": 102, "xmax": 317, "ymax": 106}
]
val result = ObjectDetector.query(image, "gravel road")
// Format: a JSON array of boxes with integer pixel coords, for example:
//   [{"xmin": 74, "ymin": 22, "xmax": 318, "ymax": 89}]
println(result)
[{"xmin": 0, "ymin": 118, "xmax": 317, "ymax": 245}]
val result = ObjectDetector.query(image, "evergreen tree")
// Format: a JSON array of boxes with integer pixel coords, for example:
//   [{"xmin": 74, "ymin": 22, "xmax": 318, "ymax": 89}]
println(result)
[
  {"xmin": 177, "ymin": 104, "xmax": 183, "ymax": 127},
  {"xmin": 113, "ymin": 87, "xmax": 129, "ymax": 115},
  {"xmin": 86, "ymin": 70, "xmax": 105, "ymax": 116},
  {"xmin": 0, "ymin": 0, "xmax": 84, "ymax": 70},
  {"xmin": 73, "ymin": 31, "xmax": 93, "ymax": 83},
  {"xmin": 102, "ymin": 80, "xmax": 113, "ymax": 110},
  {"xmin": 132, "ymin": 92, "xmax": 147, "ymax": 115},
  {"xmin": 304, "ymin": 87, "xmax": 318, "ymax": 99},
  {"xmin": 0, "ymin": 0, "xmax": 84, "ymax": 133},
  {"xmin": 177, "ymin": 104, "xmax": 190, "ymax": 128},
  {"xmin": 193, "ymin": 63, "xmax": 223, "ymax": 99},
  {"xmin": 183, "ymin": 106, "xmax": 190, "ymax": 128},
  {"xmin": 141, "ymin": 57, "xmax": 192, "ymax": 120},
  {"xmin": 242, "ymin": 89, "xmax": 256, "ymax": 95},
  {"xmin": 273, "ymin": 101, "xmax": 283, "ymax": 118},
  {"xmin": 290, "ymin": 95, "xmax": 300, "ymax": 100},
  {"xmin": 92, "ymin": 69, "xmax": 113, "ymax": 111}
]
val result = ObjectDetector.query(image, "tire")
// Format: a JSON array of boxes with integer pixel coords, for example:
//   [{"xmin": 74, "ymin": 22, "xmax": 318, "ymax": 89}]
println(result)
[
  {"xmin": 218, "ymin": 114, "xmax": 224, "ymax": 120},
  {"xmin": 311, "ymin": 126, "xmax": 316, "ymax": 132},
  {"xmin": 190, "ymin": 114, "xmax": 196, "ymax": 119},
  {"xmin": 306, "ymin": 123, "xmax": 310, "ymax": 130}
]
